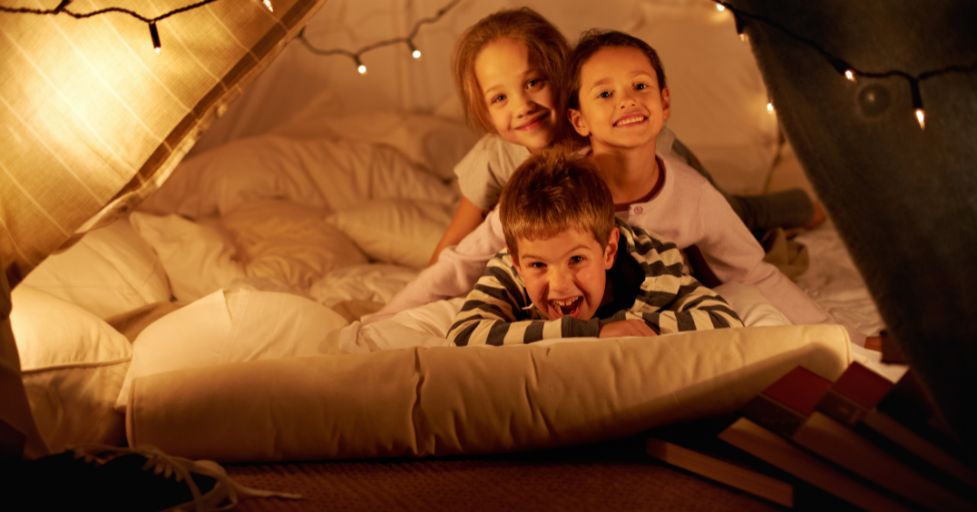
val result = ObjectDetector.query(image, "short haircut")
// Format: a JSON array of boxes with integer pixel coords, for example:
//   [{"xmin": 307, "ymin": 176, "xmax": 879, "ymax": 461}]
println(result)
[
  {"xmin": 452, "ymin": 7, "xmax": 569, "ymax": 134},
  {"xmin": 499, "ymin": 151, "xmax": 615, "ymax": 260},
  {"xmin": 566, "ymin": 29, "xmax": 667, "ymax": 111}
]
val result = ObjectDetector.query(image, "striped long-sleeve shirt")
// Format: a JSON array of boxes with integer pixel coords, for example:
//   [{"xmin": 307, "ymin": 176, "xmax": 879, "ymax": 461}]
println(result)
[{"xmin": 447, "ymin": 221, "xmax": 743, "ymax": 346}]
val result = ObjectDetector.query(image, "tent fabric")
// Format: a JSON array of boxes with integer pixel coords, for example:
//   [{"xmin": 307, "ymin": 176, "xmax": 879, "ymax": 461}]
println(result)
[
  {"xmin": 736, "ymin": 0, "xmax": 977, "ymax": 460},
  {"xmin": 0, "ymin": 0, "xmax": 326, "ymax": 283}
]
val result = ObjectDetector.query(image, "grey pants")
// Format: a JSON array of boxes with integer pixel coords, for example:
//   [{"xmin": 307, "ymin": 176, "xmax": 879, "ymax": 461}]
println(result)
[{"xmin": 671, "ymin": 137, "xmax": 814, "ymax": 236}]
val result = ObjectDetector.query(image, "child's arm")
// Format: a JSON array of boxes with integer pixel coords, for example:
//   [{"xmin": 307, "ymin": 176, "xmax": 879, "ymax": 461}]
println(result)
[
  {"xmin": 447, "ymin": 256, "xmax": 602, "ymax": 346},
  {"xmin": 622, "ymin": 227, "xmax": 743, "ymax": 333},
  {"xmin": 428, "ymin": 197, "xmax": 487, "ymax": 265},
  {"xmin": 429, "ymin": 135, "xmax": 527, "ymax": 264}
]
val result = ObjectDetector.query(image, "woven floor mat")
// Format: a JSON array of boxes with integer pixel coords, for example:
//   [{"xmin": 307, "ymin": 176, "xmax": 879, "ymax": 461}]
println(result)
[{"xmin": 224, "ymin": 439, "xmax": 778, "ymax": 511}]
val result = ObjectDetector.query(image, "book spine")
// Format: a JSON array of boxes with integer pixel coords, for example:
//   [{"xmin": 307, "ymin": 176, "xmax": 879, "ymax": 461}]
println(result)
[
  {"xmin": 817, "ymin": 388, "xmax": 866, "ymax": 427},
  {"xmin": 741, "ymin": 395, "xmax": 807, "ymax": 438}
]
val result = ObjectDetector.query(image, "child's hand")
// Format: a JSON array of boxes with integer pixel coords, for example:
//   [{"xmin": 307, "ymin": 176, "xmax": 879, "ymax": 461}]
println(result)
[{"xmin": 599, "ymin": 319, "xmax": 657, "ymax": 338}]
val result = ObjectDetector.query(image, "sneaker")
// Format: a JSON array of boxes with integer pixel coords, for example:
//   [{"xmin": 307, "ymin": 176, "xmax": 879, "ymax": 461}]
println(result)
[{"xmin": 12, "ymin": 444, "xmax": 301, "ymax": 511}]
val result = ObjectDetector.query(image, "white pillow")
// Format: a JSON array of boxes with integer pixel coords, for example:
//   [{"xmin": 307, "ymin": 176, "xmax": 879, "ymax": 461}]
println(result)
[
  {"xmin": 334, "ymin": 299, "xmax": 461, "ymax": 354},
  {"xmin": 714, "ymin": 282, "xmax": 790, "ymax": 327},
  {"xmin": 221, "ymin": 199, "xmax": 369, "ymax": 292},
  {"xmin": 309, "ymin": 263, "xmax": 419, "ymax": 307},
  {"xmin": 139, "ymin": 135, "xmax": 457, "ymax": 218},
  {"xmin": 632, "ymin": 3, "xmax": 780, "ymax": 194},
  {"xmin": 21, "ymin": 217, "xmax": 171, "ymax": 319},
  {"xmin": 273, "ymin": 105, "xmax": 480, "ymax": 182},
  {"xmin": 130, "ymin": 212, "xmax": 246, "ymax": 303},
  {"xmin": 10, "ymin": 286, "xmax": 130, "ymax": 452},
  {"xmin": 326, "ymin": 199, "xmax": 453, "ymax": 269},
  {"xmin": 116, "ymin": 288, "xmax": 349, "ymax": 411}
]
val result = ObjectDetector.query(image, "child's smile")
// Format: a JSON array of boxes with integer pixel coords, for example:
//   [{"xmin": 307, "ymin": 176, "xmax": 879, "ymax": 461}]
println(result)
[
  {"xmin": 475, "ymin": 37, "xmax": 558, "ymax": 152},
  {"xmin": 613, "ymin": 112, "xmax": 648, "ymax": 128},
  {"xmin": 569, "ymin": 45, "xmax": 670, "ymax": 153},
  {"xmin": 513, "ymin": 227, "xmax": 619, "ymax": 321}
]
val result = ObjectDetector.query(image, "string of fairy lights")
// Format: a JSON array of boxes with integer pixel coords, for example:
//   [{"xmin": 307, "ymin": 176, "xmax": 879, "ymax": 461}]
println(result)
[
  {"xmin": 295, "ymin": 0, "xmax": 461, "ymax": 75},
  {"xmin": 712, "ymin": 0, "xmax": 977, "ymax": 130},
  {"xmin": 3, "ymin": 0, "xmax": 974, "ymax": 129},
  {"xmin": 0, "ymin": 0, "xmax": 274, "ymax": 54}
]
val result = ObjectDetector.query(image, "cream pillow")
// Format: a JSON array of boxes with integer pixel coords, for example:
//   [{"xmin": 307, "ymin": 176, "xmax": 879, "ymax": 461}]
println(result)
[
  {"xmin": 10, "ymin": 285, "xmax": 130, "ymax": 452},
  {"xmin": 273, "ymin": 104, "xmax": 480, "ymax": 182},
  {"xmin": 221, "ymin": 199, "xmax": 368, "ymax": 292},
  {"xmin": 326, "ymin": 199, "xmax": 453, "ymax": 269},
  {"xmin": 129, "ymin": 212, "xmax": 246, "ymax": 303},
  {"xmin": 139, "ymin": 135, "xmax": 457, "ymax": 218},
  {"xmin": 116, "ymin": 288, "xmax": 349, "ymax": 411},
  {"xmin": 21, "ymin": 217, "xmax": 172, "ymax": 319}
]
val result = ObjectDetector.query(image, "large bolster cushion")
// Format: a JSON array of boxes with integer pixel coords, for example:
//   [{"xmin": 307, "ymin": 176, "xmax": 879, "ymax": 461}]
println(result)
[{"xmin": 127, "ymin": 324, "xmax": 850, "ymax": 462}]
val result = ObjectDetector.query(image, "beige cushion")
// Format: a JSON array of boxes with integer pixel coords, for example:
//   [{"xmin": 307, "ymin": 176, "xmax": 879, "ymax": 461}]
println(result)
[
  {"xmin": 326, "ymin": 199, "xmax": 453, "ymax": 269},
  {"xmin": 128, "ymin": 323, "xmax": 850, "ymax": 462},
  {"xmin": 21, "ymin": 217, "xmax": 171, "ymax": 319},
  {"xmin": 117, "ymin": 288, "xmax": 349, "ymax": 410},
  {"xmin": 10, "ymin": 286, "xmax": 129, "ymax": 452}
]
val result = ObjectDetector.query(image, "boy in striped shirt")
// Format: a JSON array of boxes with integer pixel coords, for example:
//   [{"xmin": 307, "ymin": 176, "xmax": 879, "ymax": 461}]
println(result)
[{"xmin": 447, "ymin": 152, "xmax": 742, "ymax": 346}]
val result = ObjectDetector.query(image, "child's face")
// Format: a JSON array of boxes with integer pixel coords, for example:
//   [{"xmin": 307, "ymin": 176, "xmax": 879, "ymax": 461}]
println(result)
[
  {"xmin": 568, "ymin": 46, "xmax": 670, "ymax": 154},
  {"xmin": 474, "ymin": 37, "xmax": 558, "ymax": 152},
  {"xmin": 513, "ymin": 227, "xmax": 619, "ymax": 321}
]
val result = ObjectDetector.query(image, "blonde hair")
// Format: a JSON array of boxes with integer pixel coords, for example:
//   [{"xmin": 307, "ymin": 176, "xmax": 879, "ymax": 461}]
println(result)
[
  {"xmin": 499, "ymin": 151, "xmax": 615, "ymax": 259},
  {"xmin": 452, "ymin": 7, "xmax": 569, "ymax": 134}
]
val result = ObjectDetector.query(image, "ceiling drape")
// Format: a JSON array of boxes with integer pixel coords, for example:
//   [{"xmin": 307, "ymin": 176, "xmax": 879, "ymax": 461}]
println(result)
[{"xmin": 0, "ymin": 0, "xmax": 327, "ymax": 283}]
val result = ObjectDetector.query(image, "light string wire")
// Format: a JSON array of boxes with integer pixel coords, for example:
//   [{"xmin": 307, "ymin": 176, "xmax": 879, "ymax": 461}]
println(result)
[
  {"xmin": 713, "ymin": 0, "xmax": 977, "ymax": 129},
  {"xmin": 296, "ymin": 0, "xmax": 461, "ymax": 75},
  {"xmin": 0, "ymin": 0, "xmax": 218, "ymax": 23},
  {"xmin": 0, "ymin": 0, "xmax": 277, "ymax": 53}
]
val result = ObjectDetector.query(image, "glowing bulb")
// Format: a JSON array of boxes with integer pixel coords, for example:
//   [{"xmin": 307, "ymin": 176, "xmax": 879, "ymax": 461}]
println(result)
[
  {"xmin": 407, "ymin": 39, "xmax": 422, "ymax": 60},
  {"xmin": 262, "ymin": 0, "xmax": 274, "ymax": 12},
  {"xmin": 766, "ymin": 101, "xmax": 775, "ymax": 114},
  {"xmin": 915, "ymin": 109, "xmax": 926, "ymax": 130},
  {"xmin": 149, "ymin": 22, "xmax": 161, "ymax": 54},
  {"xmin": 844, "ymin": 69, "xmax": 855, "ymax": 82},
  {"xmin": 357, "ymin": 63, "xmax": 368, "ymax": 75},
  {"xmin": 716, "ymin": 4, "xmax": 726, "ymax": 12}
]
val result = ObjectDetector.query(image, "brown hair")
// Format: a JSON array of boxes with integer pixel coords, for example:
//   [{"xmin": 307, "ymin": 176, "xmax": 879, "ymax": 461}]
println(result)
[
  {"xmin": 566, "ymin": 29, "xmax": 667, "ymax": 112},
  {"xmin": 452, "ymin": 7, "xmax": 569, "ymax": 134},
  {"xmin": 499, "ymin": 151, "xmax": 615, "ymax": 259}
]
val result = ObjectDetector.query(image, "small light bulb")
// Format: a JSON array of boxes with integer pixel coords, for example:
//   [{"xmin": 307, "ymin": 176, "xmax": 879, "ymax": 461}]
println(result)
[
  {"xmin": 915, "ymin": 109, "xmax": 926, "ymax": 130},
  {"xmin": 357, "ymin": 63, "xmax": 368, "ymax": 75},
  {"xmin": 716, "ymin": 4, "xmax": 726, "ymax": 12},
  {"xmin": 844, "ymin": 70, "xmax": 855, "ymax": 82},
  {"xmin": 262, "ymin": 0, "xmax": 274, "ymax": 12},
  {"xmin": 411, "ymin": 48, "xmax": 422, "ymax": 60},
  {"xmin": 149, "ymin": 22, "xmax": 161, "ymax": 54},
  {"xmin": 766, "ymin": 101, "xmax": 775, "ymax": 114}
]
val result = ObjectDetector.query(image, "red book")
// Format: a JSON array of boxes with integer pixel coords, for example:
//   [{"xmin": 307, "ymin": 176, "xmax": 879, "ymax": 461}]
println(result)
[
  {"xmin": 726, "ymin": 366, "xmax": 912, "ymax": 511},
  {"xmin": 755, "ymin": 366, "xmax": 975, "ymax": 510},
  {"xmin": 818, "ymin": 364, "xmax": 977, "ymax": 492}
]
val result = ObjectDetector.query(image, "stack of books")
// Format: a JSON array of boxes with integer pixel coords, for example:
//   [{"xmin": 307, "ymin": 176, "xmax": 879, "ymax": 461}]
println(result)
[{"xmin": 645, "ymin": 362, "xmax": 977, "ymax": 510}]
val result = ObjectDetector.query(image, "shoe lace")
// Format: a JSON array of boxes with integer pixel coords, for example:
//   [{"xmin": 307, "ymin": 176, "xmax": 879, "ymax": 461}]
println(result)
[{"xmin": 72, "ymin": 444, "xmax": 302, "ymax": 511}]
